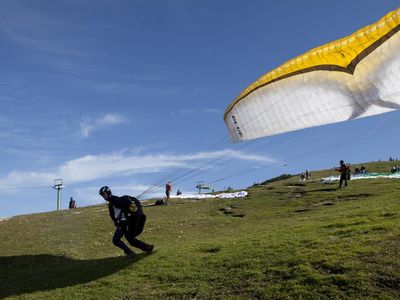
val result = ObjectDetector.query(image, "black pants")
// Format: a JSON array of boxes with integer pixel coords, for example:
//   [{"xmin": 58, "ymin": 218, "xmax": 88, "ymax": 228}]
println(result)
[
  {"xmin": 112, "ymin": 221, "xmax": 149, "ymax": 254},
  {"xmin": 339, "ymin": 174, "xmax": 347, "ymax": 188}
]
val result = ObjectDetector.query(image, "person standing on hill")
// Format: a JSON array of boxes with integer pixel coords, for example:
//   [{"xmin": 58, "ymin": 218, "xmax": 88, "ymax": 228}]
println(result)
[
  {"xmin": 99, "ymin": 186, "xmax": 154, "ymax": 258},
  {"xmin": 165, "ymin": 181, "xmax": 172, "ymax": 205},
  {"xmin": 335, "ymin": 160, "xmax": 348, "ymax": 188},
  {"xmin": 69, "ymin": 197, "xmax": 77, "ymax": 209},
  {"xmin": 346, "ymin": 163, "xmax": 351, "ymax": 180}
]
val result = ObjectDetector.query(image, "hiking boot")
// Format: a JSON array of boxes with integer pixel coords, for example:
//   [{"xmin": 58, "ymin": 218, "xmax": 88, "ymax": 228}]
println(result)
[
  {"xmin": 126, "ymin": 251, "xmax": 136, "ymax": 258},
  {"xmin": 146, "ymin": 244, "xmax": 154, "ymax": 254}
]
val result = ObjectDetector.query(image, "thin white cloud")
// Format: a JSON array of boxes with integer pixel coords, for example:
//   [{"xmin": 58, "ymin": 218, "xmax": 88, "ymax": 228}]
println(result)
[
  {"xmin": 0, "ymin": 1, "xmax": 93, "ymax": 58},
  {"xmin": 0, "ymin": 171, "xmax": 55, "ymax": 190},
  {"xmin": 0, "ymin": 149, "xmax": 278, "ymax": 189},
  {"xmin": 80, "ymin": 113, "xmax": 128, "ymax": 138},
  {"xmin": 177, "ymin": 108, "xmax": 220, "ymax": 115},
  {"xmin": 3, "ymin": 28, "xmax": 88, "ymax": 57},
  {"xmin": 85, "ymin": 78, "xmax": 182, "ymax": 97},
  {"xmin": 203, "ymin": 108, "xmax": 220, "ymax": 114}
]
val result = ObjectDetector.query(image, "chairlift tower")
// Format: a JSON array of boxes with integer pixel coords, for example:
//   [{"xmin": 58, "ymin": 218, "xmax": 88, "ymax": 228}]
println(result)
[
  {"xmin": 196, "ymin": 181, "xmax": 210, "ymax": 194},
  {"xmin": 53, "ymin": 179, "xmax": 64, "ymax": 211}
]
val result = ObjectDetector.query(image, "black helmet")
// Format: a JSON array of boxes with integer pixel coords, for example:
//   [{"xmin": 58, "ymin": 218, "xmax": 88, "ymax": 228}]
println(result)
[{"xmin": 99, "ymin": 186, "xmax": 111, "ymax": 196}]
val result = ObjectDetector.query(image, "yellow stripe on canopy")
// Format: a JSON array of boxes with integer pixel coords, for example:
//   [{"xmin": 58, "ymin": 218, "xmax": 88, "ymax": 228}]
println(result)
[{"xmin": 224, "ymin": 8, "xmax": 400, "ymax": 120}]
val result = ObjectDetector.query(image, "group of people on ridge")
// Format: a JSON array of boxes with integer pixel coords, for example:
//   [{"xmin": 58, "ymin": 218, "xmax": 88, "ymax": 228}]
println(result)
[{"xmin": 354, "ymin": 165, "xmax": 368, "ymax": 174}]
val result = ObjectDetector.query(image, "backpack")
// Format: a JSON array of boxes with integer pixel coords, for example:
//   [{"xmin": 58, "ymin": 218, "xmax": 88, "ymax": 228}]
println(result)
[
  {"xmin": 120, "ymin": 195, "xmax": 143, "ymax": 216},
  {"xmin": 121, "ymin": 195, "xmax": 146, "ymax": 237},
  {"xmin": 127, "ymin": 214, "xmax": 146, "ymax": 237}
]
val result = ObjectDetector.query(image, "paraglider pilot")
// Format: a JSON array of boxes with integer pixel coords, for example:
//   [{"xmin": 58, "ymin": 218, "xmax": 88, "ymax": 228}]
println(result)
[
  {"xmin": 165, "ymin": 181, "xmax": 172, "ymax": 204},
  {"xmin": 99, "ymin": 186, "xmax": 154, "ymax": 258},
  {"xmin": 336, "ymin": 160, "xmax": 349, "ymax": 188}
]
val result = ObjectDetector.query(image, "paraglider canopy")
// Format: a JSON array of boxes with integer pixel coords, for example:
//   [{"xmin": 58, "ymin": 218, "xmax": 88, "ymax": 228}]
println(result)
[{"xmin": 224, "ymin": 7, "xmax": 400, "ymax": 142}]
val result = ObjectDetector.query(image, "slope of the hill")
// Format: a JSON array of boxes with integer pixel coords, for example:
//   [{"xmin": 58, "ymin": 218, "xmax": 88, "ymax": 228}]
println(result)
[{"xmin": 1, "ymin": 161, "xmax": 399, "ymax": 299}]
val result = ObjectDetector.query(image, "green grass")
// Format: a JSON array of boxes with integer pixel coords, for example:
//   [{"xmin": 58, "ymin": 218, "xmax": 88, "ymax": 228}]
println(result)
[{"xmin": 1, "ymin": 160, "xmax": 400, "ymax": 299}]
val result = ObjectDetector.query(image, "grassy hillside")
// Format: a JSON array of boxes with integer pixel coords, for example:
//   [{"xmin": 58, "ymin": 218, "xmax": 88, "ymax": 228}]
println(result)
[{"xmin": 1, "ymin": 161, "xmax": 400, "ymax": 299}]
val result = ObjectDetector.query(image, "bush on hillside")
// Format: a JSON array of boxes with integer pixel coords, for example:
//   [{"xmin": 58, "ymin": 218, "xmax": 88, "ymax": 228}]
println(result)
[{"xmin": 252, "ymin": 174, "xmax": 292, "ymax": 187}]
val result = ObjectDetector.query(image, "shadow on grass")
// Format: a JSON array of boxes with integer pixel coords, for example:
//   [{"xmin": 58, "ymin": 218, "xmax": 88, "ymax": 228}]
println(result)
[
  {"xmin": 306, "ymin": 188, "xmax": 338, "ymax": 193},
  {"xmin": 0, "ymin": 253, "xmax": 145, "ymax": 298}
]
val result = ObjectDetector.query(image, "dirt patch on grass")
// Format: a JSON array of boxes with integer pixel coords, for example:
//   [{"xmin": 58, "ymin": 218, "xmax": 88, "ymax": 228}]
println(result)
[
  {"xmin": 288, "ymin": 188, "xmax": 306, "ymax": 199},
  {"xmin": 198, "ymin": 245, "xmax": 221, "ymax": 253},
  {"xmin": 336, "ymin": 193, "xmax": 373, "ymax": 201},
  {"xmin": 294, "ymin": 208, "xmax": 312, "ymax": 213},
  {"xmin": 232, "ymin": 213, "xmax": 246, "ymax": 218},
  {"xmin": 308, "ymin": 188, "xmax": 337, "ymax": 193},
  {"xmin": 285, "ymin": 182, "xmax": 306, "ymax": 187},
  {"xmin": 294, "ymin": 200, "xmax": 335, "ymax": 213},
  {"xmin": 218, "ymin": 205, "xmax": 245, "ymax": 218},
  {"xmin": 313, "ymin": 261, "xmax": 347, "ymax": 275},
  {"xmin": 375, "ymin": 274, "xmax": 400, "ymax": 289},
  {"xmin": 308, "ymin": 201, "xmax": 336, "ymax": 208},
  {"xmin": 219, "ymin": 208, "xmax": 233, "ymax": 215},
  {"xmin": 382, "ymin": 212, "xmax": 397, "ymax": 218}
]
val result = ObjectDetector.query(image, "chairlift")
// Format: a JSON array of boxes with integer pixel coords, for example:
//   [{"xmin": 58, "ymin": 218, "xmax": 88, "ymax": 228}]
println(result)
[{"xmin": 196, "ymin": 182, "xmax": 210, "ymax": 194}]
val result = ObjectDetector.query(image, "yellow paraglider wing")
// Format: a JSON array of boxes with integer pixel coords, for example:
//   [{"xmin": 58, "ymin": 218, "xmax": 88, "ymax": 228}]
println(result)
[{"xmin": 225, "ymin": 8, "xmax": 400, "ymax": 142}]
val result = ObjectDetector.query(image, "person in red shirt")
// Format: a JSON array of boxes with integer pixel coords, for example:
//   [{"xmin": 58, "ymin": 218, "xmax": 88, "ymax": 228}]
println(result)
[{"xmin": 165, "ymin": 181, "xmax": 172, "ymax": 204}]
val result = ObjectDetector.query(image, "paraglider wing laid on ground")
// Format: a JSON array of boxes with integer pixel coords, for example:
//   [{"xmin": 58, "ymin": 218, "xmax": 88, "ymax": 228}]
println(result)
[
  {"xmin": 175, "ymin": 191, "xmax": 248, "ymax": 199},
  {"xmin": 224, "ymin": 8, "xmax": 400, "ymax": 142}
]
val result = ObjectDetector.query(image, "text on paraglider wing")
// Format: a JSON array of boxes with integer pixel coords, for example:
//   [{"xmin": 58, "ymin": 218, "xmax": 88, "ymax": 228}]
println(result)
[{"xmin": 231, "ymin": 115, "xmax": 243, "ymax": 137}]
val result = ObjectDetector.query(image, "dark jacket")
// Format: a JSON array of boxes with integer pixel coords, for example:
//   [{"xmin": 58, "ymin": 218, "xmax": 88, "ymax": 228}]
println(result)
[
  {"xmin": 336, "ymin": 163, "xmax": 347, "ymax": 176},
  {"xmin": 108, "ymin": 195, "xmax": 143, "ymax": 224}
]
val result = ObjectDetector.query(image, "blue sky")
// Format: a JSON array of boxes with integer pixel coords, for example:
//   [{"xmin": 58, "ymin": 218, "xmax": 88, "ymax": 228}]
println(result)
[{"xmin": 0, "ymin": 0, "xmax": 399, "ymax": 218}]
